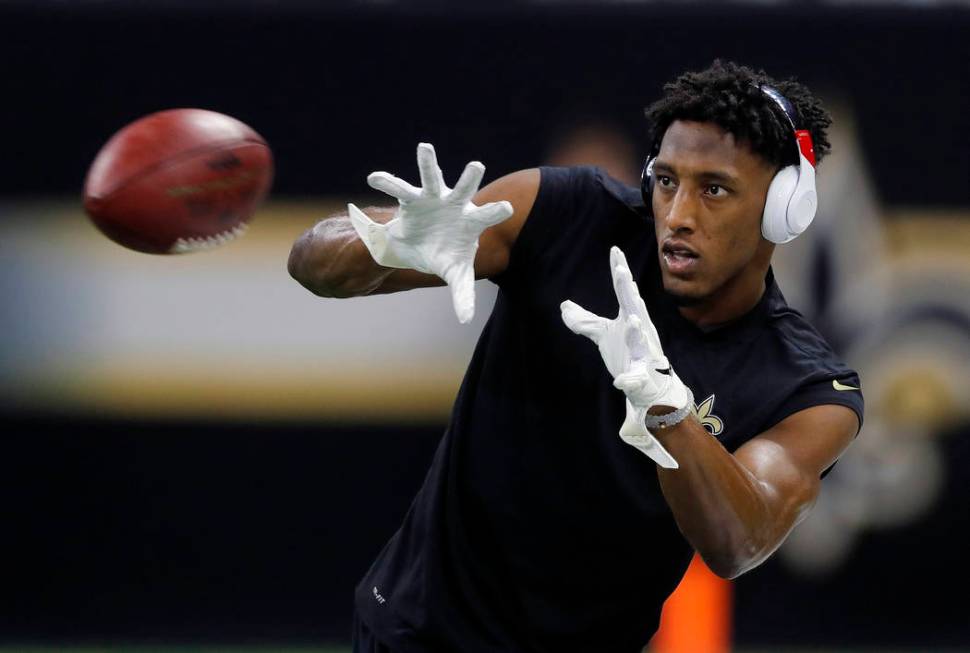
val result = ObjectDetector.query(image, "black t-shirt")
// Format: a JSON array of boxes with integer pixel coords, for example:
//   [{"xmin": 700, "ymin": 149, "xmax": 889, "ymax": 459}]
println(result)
[{"xmin": 354, "ymin": 166, "xmax": 864, "ymax": 653}]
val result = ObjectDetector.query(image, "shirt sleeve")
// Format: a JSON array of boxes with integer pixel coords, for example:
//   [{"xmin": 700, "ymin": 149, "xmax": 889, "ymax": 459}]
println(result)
[
  {"xmin": 491, "ymin": 165, "xmax": 602, "ymax": 288},
  {"xmin": 764, "ymin": 370, "xmax": 865, "ymax": 479}
]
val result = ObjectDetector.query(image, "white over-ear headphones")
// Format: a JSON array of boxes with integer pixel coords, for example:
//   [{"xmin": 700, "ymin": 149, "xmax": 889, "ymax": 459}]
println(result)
[
  {"xmin": 758, "ymin": 85, "xmax": 818, "ymax": 244},
  {"xmin": 640, "ymin": 84, "xmax": 818, "ymax": 244}
]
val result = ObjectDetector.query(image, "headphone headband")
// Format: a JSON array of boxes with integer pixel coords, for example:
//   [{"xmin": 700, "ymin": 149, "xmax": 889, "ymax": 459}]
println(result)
[
  {"xmin": 758, "ymin": 84, "xmax": 798, "ymax": 131},
  {"xmin": 758, "ymin": 83, "xmax": 816, "ymax": 167}
]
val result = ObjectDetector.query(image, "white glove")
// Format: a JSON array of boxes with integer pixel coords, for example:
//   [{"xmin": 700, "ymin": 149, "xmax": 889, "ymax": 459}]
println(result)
[
  {"xmin": 560, "ymin": 246, "xmax": 693, "ymax": 469},
  {"xmin": 348, "ymin": 143, "xmax": 514, "ymax": 324}
]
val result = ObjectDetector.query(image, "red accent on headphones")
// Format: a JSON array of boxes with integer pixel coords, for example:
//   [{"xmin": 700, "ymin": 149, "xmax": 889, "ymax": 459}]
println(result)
[{"xmin": 795, "ymin": 130, "xmax": 816, "ymax": 167}]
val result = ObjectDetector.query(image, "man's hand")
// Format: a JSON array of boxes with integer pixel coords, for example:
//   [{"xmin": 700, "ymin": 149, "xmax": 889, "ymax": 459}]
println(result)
[
  {"xmin": 348, "ymin": 143, "xmax": 514, "ymax": 324},
  {"xmin": 560, "ymin": 246, "xmax": 694, "ymax": 469}
]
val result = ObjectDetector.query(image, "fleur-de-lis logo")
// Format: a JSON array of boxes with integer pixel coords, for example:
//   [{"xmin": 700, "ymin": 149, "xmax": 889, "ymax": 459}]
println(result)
[{"xmin": 693, "ymin": 394, "xmax": 724, "ymax": 436}]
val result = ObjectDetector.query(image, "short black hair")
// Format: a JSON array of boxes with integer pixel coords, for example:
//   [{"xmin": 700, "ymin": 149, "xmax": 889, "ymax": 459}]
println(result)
[{"xmin": 645, "ymin": 59, "xmax": 833, "ymax": 168}]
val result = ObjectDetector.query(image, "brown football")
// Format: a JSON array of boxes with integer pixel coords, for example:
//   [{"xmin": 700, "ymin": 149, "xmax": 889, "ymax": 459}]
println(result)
[{"xmin": 83, "ymin": 108, "xmax": 274, "ymax": 254}]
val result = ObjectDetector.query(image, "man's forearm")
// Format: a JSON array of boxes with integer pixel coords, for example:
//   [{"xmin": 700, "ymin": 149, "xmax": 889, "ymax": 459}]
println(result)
[
  {"xmin": 651, "ymin": 417, "xmax": 783, "ymax": 579},
  {"xmin": 288, "ymin": 209, "xmax": 396, "ymax": 298}
]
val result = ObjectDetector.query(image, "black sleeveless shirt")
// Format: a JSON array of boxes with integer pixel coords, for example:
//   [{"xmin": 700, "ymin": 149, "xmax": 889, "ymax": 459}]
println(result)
[{"xmin": 354, "ymin": 166, "xmax": 864, "ymax": 653}]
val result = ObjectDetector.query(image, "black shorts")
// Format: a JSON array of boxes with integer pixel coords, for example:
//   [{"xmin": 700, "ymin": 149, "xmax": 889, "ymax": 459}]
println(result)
[{"xmin": 352, "ymin": 611, "xmax": 395, "ymax": 653}]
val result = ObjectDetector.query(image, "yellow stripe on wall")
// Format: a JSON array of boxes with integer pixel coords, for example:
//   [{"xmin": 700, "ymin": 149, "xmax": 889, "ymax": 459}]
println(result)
[{"xmin": 2, "ymin": 202, "xmax": 967, "ymax": 422}]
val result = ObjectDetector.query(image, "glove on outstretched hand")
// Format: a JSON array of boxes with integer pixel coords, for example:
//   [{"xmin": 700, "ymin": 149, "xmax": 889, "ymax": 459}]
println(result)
[
  {"xmin": 560, "ymin": 246, "xmax": 693, "ymax": 469},
  {"xmin": 348, "ymin": 143, "xmax": 514, "ymax": 324}
]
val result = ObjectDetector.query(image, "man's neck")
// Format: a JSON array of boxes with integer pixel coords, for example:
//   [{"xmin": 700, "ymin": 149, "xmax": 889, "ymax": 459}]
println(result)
[{"xmin": 678, "ymin": 274, "xmax": 767, "ymax": 329}]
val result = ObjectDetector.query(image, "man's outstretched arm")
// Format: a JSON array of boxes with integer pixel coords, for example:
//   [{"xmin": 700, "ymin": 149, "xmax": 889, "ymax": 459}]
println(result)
[
  {"xmin": 651, "ymin": 403, "xmax": 858, "ymax": 580},
  {"xmin": 561, "ymin": 245, "xmax": 860, "ymax": 579},
  {"xmin": 288, "ymin": 206, "xmax": 427, "ymax": 298},
  {"xmin": 287, "ymin": 155, "xmax": 538, "ymax": 301}
]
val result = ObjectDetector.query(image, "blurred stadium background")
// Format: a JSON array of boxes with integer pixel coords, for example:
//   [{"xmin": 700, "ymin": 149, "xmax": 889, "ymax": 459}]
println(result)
[{"xmin": 1, "ymin": 1, "xmax": 968, "ymax": 651}]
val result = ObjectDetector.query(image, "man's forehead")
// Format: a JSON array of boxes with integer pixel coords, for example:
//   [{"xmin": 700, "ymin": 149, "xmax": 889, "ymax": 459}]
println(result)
[{"xmin": 657, "ymin": 120, "xmax": 746, "ymax": 164}]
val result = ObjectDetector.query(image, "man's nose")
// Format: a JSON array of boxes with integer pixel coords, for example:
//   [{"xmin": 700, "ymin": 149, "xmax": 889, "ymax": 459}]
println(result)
[{"xmin": 664, "ymin": 187, "xmax": 697, "ymax": 233}]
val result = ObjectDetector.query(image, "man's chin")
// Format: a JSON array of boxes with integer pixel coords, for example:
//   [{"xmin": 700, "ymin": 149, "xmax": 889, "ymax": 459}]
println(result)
[
  {"xmin": 665, "ymin": 291, "xmax": 704, "ymax": 307},
  {"xmin": 661, "ymin": 281, "xmax": 705, "ymax": 307}
]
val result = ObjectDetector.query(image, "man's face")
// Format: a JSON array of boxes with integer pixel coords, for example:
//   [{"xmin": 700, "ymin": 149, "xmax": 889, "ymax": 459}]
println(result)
[{"xmin": 651, "ymin": 120, "xmax": 777, "ymax": 306}]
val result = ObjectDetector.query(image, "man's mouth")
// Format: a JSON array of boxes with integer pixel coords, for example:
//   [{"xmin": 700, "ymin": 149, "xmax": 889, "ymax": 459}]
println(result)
[{"xmin": 661, "ymin": 241, "xmax": 700, "ymax": 275}]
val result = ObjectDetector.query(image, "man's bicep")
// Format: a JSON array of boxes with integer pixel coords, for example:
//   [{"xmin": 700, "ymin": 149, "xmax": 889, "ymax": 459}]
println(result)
[
  {"xmin": 474, "ymin": 168, "xmax": 541, "ymax": 280},
  {"xmin": 734, "ymin": 404, "xmax": 859, "ymax": 524}
]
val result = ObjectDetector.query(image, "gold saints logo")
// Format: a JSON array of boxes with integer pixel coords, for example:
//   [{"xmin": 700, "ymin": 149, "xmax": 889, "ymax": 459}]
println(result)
[{"xmin": 693, "ymin": 394, "xmax": 724, "ymax": 436}]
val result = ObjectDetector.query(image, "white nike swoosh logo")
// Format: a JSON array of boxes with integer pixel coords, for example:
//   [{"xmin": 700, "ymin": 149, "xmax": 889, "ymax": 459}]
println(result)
[{"xmin": 833, "ymin": 379, "xmax": 860, "ymax": 391}]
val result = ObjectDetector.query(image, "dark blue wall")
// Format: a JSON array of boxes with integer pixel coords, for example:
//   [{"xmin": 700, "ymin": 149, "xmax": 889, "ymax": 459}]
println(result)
[
  {"xmin": 2, "ymin": 4, "xmax": 968, "ymax": 205},
  {"xmin": 4, "ymin": 414, "xmax": 970, "ymax": 646},
  {"xmin": 2, "ymin": 414, "xmax": 442, "ymax": 644}
]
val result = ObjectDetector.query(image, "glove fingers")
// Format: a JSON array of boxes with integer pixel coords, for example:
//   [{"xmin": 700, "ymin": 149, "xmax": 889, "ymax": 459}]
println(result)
[
  {"xmin": 367, "ymin": 172, "xmax": 422, "ymax": 202},
  {"xmin": 609, "ymin": 246, "xmax": 652, "ymax": 317},
  {"xmin": 611, "ymin": 263, "xmax": 643, "ymax": 319},
  {"xmin": 416, "ymin": 142, "xmax": 446, "ymax": 197},
  {"xmin": 624, "ymin": 315, "xmax": 650, "ymax": 361},
  {"xmin": 444, "ymin": 263, "xmax": 476, "ymax": 324},
  {"xmin": 640, "ymin": 304, "xmax": 664, "ymax": 355},
  {"xmin": 613, "ymin": 372, "xmax": 645, "ymax": 394},
  {"xmin": 469, "ymin": 200, "xmax": 514, "ymax": 227},
  {"xmin": 610, "ymin": 245, "xmax": 629, "ymax": 272},
  {"xmin": 560, "ymin": 300, "xmax": 607, "ymax": 342},
  {"xmin": 609, "ymin": 246, "xmax": 665, "ymax": 355},
  {"xmin": 614, "ymin": 370, "xmax": 658, "ymax": 398},
  {"xmin": 451, "ymin": 161, "xmax": 486, "ymax": 203}
]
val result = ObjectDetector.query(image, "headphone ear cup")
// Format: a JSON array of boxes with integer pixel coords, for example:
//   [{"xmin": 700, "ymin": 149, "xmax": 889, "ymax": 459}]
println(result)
[
  {"xmin": 762, "ymin": 165, "xmax": 799, "ymax": 244},
  {"xmin": 787, "ymin": 153, "xmax": 818, "ymax": 235},
  {"xmin": 640, "ymin": 156, "xmax": 655, "ymax": 210}
]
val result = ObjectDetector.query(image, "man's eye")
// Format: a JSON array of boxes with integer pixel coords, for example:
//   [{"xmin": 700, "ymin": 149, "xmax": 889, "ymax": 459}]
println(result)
[
  {"xmin": 657, "ymin": 176, "xmax": 674, "ymax": 187},
  {"xmin": 706, "ymin": 184, "xmax": 726, "ymax": 196}
]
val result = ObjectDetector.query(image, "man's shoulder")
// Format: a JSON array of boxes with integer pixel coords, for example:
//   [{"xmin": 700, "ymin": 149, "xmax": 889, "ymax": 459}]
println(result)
[
  {"xmin": 538, "ymin": 165, "xmax": 649, "ymax": 221},
  {"xmin": 751, "ymin": 288, "xmax": 864, "ymax": 433},
  {"xmin": 762, "ymin": 297, "xmax": 846, "ymax": 374}
]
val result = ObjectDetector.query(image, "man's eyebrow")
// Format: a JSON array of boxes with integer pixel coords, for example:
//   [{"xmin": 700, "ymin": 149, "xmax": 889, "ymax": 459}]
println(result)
[{"xmin": 653, "ymin": 161, "xmax": 741, "ymax": 185}]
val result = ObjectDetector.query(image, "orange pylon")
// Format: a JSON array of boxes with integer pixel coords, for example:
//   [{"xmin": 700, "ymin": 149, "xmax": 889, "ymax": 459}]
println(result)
[{"xmin": 649, "ymin": 554, "xmax": 733, "ymax": 653}]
